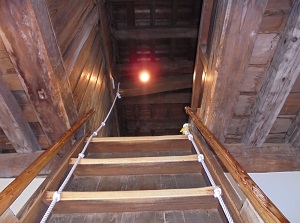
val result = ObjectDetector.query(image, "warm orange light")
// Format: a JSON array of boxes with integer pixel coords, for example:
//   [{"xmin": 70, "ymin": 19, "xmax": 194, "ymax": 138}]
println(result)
[{"xmin": 139, "ymin": 71, "xmax": 150, "ymax": 83}]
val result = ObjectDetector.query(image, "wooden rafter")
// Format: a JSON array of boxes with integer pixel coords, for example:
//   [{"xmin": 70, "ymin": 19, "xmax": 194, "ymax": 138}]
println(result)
[
  {"xmin": 243, "ymin": 1, "xmax": 300, "ymax": 146},
  {"xmin": 0, "ymin": 75, "xmax": 40, "ymax": 153},
  {"xmin": 121, "ymin": 92, "xmax": 191, "ymax": 105},
  {"xmin": 118, "ymin": 60, "xmax": 194, "ymax": 77},
  {"xmin": 199, "ymin": 0, "xmax": 268, "ymax": 141},
  {"xmin": 114, "ymin": 28, "xmax": 198, "ymax": 39},
  {"xmin": 120, "ymin": 74, "xmax": 192, "ymax": 97},
  {"xmin": 0, "ymin": 0, "xmax": 78, "ymax": 143}
]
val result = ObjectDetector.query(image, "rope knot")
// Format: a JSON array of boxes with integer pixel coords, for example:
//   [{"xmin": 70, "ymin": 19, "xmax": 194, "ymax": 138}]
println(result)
[
  {"xmin": 52, "ymin": 191, "xmax": 61, "ymax": 202},
  {"xmin": 78, "ymin": 153, "xmax": 85, "ymax": 158},
  {"xmin": 198, "ymin": 154, "xmax": 204, "ymax": 163},
  {"xmin": 117, "ymin": 92, "xmax": 121, "ymax": 99},
  {"xmin": 101, "ymin": 122, "xmax": 106, "ymax": 126},
  {"xmin": 93, "ymin": 131, "xmax": 98, "ymax": 136},
  {"xmin": 214, "ymin": 186, "xmax": 222, "ymax": 198}
]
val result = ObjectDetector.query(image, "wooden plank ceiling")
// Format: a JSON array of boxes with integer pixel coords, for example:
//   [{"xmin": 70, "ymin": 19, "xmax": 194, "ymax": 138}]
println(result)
[{"xmin": 107, "ymin": 0, "xmax": 201, "ymax": 136}]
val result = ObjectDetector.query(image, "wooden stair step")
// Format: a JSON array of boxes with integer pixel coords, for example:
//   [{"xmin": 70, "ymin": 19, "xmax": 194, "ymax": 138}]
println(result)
[
  {"xmin": 49, "ymin": 209, "xmax": 225, "ymax": 223},
  {"xmin": 70, "ymin": 155, "xmax": 202, "ymax": 176},
  {"xmin": 87, "ymin": 135, "xmax": 192, "ymax": 153},
  {"xmin": 66, "ymin": 173, "xmax": 208, "ymax": 191},
  {"xmin": 44, "ymin": 187, "xmax": 219, "ymax": 214}
]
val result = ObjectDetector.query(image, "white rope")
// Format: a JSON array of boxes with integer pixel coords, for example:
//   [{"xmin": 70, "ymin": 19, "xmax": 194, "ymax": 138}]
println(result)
[
  {"xmin": 40, "ymin": 83, "xmax": 121, "ymax": 223},
  {"xmin": 181, "ymin": 123, "xmax": 234, "ymax": 223}
]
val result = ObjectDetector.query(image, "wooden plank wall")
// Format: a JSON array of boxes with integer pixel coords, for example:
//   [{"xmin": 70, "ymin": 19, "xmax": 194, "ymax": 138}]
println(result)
[
  {"xmin": 0, "ymin": 0, "xmax": 117, "ymax": 152},
  {"xmin": 46, "ymin": 0, "xmax": 116, "ymax": 137},
  {"xmin": 225, "ymin": 0, "xmax": 298, "ymax": 143}
]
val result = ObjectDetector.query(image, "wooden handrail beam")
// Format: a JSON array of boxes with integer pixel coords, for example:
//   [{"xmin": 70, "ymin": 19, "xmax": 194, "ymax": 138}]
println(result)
[
  {"xmin": 185, "ymin": 106, "xmax": 289, "ymax": 223},
  {"xmin": 0, "ymin": 109, "xmax": 95, "ymax": 216}
]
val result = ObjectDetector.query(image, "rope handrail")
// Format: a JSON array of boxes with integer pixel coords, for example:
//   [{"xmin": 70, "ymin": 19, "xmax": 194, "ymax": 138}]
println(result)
[
  {"xmin": 0, "ymin": 109, "xmax": 95, "ymax": 217},
  {"xmin": 185, "ymin": 106, "xmax": 289, "ymax": 223},
  {"xmin": 40, "ymin": 83, "xmax": 121, "ymax": 222}
]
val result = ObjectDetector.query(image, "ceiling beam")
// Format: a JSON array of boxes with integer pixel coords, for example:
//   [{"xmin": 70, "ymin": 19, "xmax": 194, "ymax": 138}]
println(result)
[
  {"xmin": 113, "ymin": 27, "xmax": 198, "ymax": 39},
  {"xmin": 0, "ymin": 0, "xmax": 78, "ymax": 143},
  {"xmin": 243, "ymin": 2, "xmax": 300, "ymax": 146},
  {"xmin": 226, "ymin": 143, "xmax": 300, "ymax": 173},
  {"xmin": 121, "ymin": 92, "xmax": 191, "ymax": 105},
  {"xmin": 120, "ymin": 74, "xmax": 192, "ymax": 97},
  {"xmin": 0, "ymin": 76, "xmax": 40, "ymax": 153},
  {"xmin": 199, "ymin": 0, "xmax": 267, "ymax": 141},
  {"xmin": 125, "ymin": 120, "xmax": 186, "ymax": 132},
  {"xmin": 285, "ymin": 110, "xmax": 300, "ymax": 146},
  {"xmin": 117, "ymin": 59, "xmax": 194, "ymax": 77}
]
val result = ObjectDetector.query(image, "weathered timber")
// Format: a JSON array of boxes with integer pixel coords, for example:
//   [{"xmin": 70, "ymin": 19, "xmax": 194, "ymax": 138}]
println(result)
[
  {"xmin": 63, "ymin": 6, "xmax": 99, "ymax": 77},
  {"xmin": 199, "ymin": 0, "xmax": 214, "ymax": 45},
  {"xmin": 17, "ymin": 137, "xmax": 86, "ymax": 223},
  {"xmin": 47, "ymin": 0, "xmax": 94, "ymax": 56},
  {"xmin": 186, "ymin": 107, "xmax": 289, "ymax": 223},
  {"xmin": 121, "ymin": 74, "xmax": 192, "ymax": 97},
  {"xmin": 0, "ymin": 76, "xmax": 40, "ymax": 153},
  {"xmin": 121, "ymin": 92, "xmax": 191, "ymax": 105},
  {"xmin": 0, "ymin": 151, "xmax": 61, "ymax": 178},
  {"xmin": 285, "ymin": 110, "xmax": 300, "ymax": 146},
  {"xmin": 0, "ymin": 0, "xmax": 78, "ymax": 143},
  {"xmin": 243, "ymin": 1, "xmax": 300, "ymax": 146},
  {"xmin": 44, "ymin": 187, "xmax": 217, "ymax": 214},
  {"xmin": 114, "ymin": 28, "xmax": 198, "ymax": 39},
  {"xmin": 0, "ymin": 109, "xmax": 94, "ymax": 217},
  {"xmin": 117, "ymin": 60, "xmax": 194, "ymax": 77},
  {"xmin": 226, "ymin": 143, "xmax": 300, "ymax": 172},
  {"xmin": 200, "ymin": 0, "xmax": 267, "ymax": 142}
]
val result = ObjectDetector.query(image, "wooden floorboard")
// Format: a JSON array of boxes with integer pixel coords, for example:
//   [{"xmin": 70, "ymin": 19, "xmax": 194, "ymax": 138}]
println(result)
[
  {"xmin": 66, "ymin": 173, "xmax": 207, "ymax": 191},
  {"xmin": 49, "ymin": 209, "xmax": 224, "ymax": 223}
]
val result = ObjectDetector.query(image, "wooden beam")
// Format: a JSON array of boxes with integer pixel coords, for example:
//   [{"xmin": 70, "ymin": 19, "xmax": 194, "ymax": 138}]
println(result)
[
  {"xmin": 125, "ymin": 120, "xmax": 186, "ymax": 132},
  {"xmin": 199, "ymin": 0, "xmax": 214, "ymax": 46},
  {"xmin": 285, "ymin": 110, "xmax": 300, "ymax": 146},
  {"xmin": 121, "ymin": 74, "xmax": 192, "ymax": 97},
  {"xmin": 0, "ymin": 76, "xmax": 40, "ymax": 153},
  {"xmin": 243, "ymin": 2, "xmax": 300, "ymax": 146},
  {"xmin": 118, "ymin": 60, "xmax": 194, "ymax": 77},
  {"xmin": 43, "ymin": 187, "xmax": 217, "ymax": 214},
  {"xmin": 199, "ymin": 0, "xmax": 267, "ymax": 142},
  {"xmin": 87, "ymin": 135, "xmax": 192, "ymax": 153},
  {"xmin": 121, "ymin": 92, "xmax": 191, "ymax": 105},
  {"xmin": 0, "ymin": 0, "xmax": 78, "ymax": 143},
  {"xmin": 225, "ymin": 143, "xmax": 300, "ymax": 173},
  {"xmin": 113, "ymin": 28, "xmax": 198, "ymax": 39}
]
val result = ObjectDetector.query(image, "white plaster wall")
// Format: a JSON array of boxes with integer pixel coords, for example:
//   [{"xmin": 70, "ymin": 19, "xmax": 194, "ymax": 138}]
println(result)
[{"xmin": 0, "ymin": 178, "xmax": 45, "ymax": 215}]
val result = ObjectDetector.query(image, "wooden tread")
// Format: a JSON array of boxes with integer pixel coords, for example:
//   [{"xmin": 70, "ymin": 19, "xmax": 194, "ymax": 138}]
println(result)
[
  {"xmin": 44, "ymin": 187, "xmax": 218, "ymax": 214},
  {"xmin": 71, "ymin": 155, "xmax": 202, "ymax": 176}
]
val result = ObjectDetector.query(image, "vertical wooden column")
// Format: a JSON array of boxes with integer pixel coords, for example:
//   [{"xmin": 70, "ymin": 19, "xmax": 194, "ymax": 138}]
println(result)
[
  {"xmin": 199, "ymin": 0, "xmax": 267, "ymax": 141},
  {"xmin": 0, "ymin": 0, "xmax": 78, "ymax": 142}
]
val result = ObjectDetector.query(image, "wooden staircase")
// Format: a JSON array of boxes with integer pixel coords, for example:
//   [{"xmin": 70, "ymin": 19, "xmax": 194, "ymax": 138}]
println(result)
[{"xmin": 46, "ymin": 135, "xmax": 227, "ymax": 222}]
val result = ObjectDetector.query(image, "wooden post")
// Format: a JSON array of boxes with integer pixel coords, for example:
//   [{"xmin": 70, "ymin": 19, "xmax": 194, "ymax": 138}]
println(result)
[{"xmin": 0, "ymin": 0, "xmax": 78, "ymax": 143}]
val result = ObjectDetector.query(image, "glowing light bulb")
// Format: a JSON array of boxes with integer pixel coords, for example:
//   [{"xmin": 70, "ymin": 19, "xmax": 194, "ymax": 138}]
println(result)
[{"xmin": 139, "ymin": 71, "xmax": 150, "ymax": 83}]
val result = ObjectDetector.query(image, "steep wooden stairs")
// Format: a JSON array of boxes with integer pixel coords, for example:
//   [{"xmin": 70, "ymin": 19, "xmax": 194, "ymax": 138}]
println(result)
[{"xmin": 46, "ymin": 135, "xmax": 226, "ymax": 222}]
